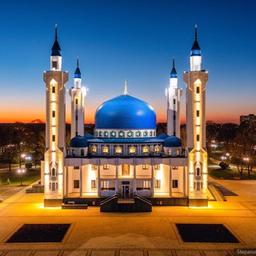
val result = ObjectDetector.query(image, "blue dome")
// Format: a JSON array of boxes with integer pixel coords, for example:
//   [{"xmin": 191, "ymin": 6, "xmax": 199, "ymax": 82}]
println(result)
[
  {"xmin": 70, "ymin": 135, "xmax": 89, "ymax": 147},
  {"xmin": 95, "ymin": 94, "xmax": 156, "ymax": 129},
  {"xmin": 163, "ymin": 136, "xmax": 181, "ymax": 147}
]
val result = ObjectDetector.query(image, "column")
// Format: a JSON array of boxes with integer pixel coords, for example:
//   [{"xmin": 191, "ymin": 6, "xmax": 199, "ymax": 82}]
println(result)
[
  {"xmin": 97, "ymin": 163, "xmax": 101, "ymax": 197},
  {"xmin": 80, "ymin": 167, "xmax": 82, "ymax": 197},
  {"xmin": 151, "ymin": 164, "xmax": 154, "ymax": 197},
  {"xmin": 115, "ymin": 164, "xmax": 118, "ymax": 194},
  {"xmin": 169, "ymin": 165, "xmax": 172, "ymax": 197},
  {"xmin": 133, "ymin": 164, "xmax": 137, "ymax": 194}
]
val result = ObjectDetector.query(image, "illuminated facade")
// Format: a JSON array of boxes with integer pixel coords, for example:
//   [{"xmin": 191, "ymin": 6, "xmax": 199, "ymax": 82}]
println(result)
[{"xmin": 42, "ymin": 25, "xmax": 208, "ymax": 208}]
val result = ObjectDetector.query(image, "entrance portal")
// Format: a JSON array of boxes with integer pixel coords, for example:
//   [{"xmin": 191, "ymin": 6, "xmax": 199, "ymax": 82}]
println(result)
[{"xmin": 121, "ymin": 181, "xmax": 131, "ymax": 198}]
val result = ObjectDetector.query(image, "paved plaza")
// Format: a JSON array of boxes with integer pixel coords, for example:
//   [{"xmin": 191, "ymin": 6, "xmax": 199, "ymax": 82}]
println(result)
[{"xmin": 0, "ymin": 180, "xmax": 256, "ymax": 255}]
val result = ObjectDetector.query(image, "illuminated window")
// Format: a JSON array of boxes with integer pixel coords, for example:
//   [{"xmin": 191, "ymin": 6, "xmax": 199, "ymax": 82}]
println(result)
[
  {"xmin": 52, "ymin": 86, "xmax": 55, "ymax": 93},
  {"xmin": 115, "ymin": 146, "xmax": 122, "ymax": 154},
  {"xmin": 142, "ymin": 146, "xmax": 149, "ymax": 153},
  {"xmin": 101, "ymin": 180, "xmax": 109, "ymax": 189},
  {"xmin": 142, "ymin": 164, "xmax": 148, "ymax": 170},
  {"xmin": 73, "ymin": 180, "xmax": 80, "ymax": 189},
  {"xmin": 154, "ymin": 165, "xmax": 160, "ymax": 170},
  {"xmin": 172, "ymin": 180, "xmax": 178, "ymax": 188},
  {"xmin": 52, "ymin": 111, "xmax": 55, "ymax": 118},
  {"xmin": 91, "ymin": 145, "xmax": 97, "ymax": 153},
  {"xmin": 102, "ymin": 145, "xmax": 109, "ymax": 154},
  {"xmin": 91, "ymin": 180, "xmax": 96, "ymax": 189},
  {"xmin": 103, "ymin": 164, "xmax": 109, "ymax": 170},
  {"xmin": 122, "ymin": 164, "xmax": 130, "ymax": 176},
  {"xmin": 196, "ymin": 86, "xmax": 200, "ymax": 93},
  {"xmin": 143, "ymin": 180, "xmax": 151, "ymax": 189},
  {"xmin": 155, "ymin": 179, "xmax": 161, "ymax": 189},
  {"xmin": 154, "ymin": 145, "xmax": 161, "ymax": 153},
  {"xmin": 129, "ymin": 146, "xmax": 136, "ymax": 154}
]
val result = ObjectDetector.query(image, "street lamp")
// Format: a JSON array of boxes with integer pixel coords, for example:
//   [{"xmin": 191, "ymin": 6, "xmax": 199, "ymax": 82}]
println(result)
[
  {"xmin": 17, "ymin": 168, "xmax": 26, "ymax": 186},
  {"xmin": 221, "ymin": 156, "xmax": 227, "ymax": 161}
]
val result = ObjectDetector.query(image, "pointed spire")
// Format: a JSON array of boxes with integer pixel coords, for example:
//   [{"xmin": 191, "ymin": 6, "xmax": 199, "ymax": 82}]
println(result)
[
  {"xmin": 194, "ymin": 24, "xmax": 198, "ymax": 41},
  {"xmin": 74, "ymin": 57, "xmax": 81, "ymax": 78},
  {"xmin": 191, "ymin": 24, "xmax": 201, "ymax": 56},
  {"xmin": 55, "ymin": 24, "xmax": 58, "ymax": 41},
  {"xmin": 124, "ymin": 80, "xmax": 128, "ymax": 95},
  {"xmin": 170, "ymin": 58, "xmax": 177, "ymax": 78},
  {"xmin": 51, "ymin": 24, "xmax": 61, "ymax": 56}
]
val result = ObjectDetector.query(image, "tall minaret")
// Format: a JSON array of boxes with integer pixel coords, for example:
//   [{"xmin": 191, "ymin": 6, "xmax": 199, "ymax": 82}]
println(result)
[
  {"xmin": 70, "ymin": 58, "xmax": 86, "ymax": 138},
  {"xmin": 166, "ymin": 59, "xmax": 182, "ymax": 137},
  {"xmin": 183, "ymin": 25, "xmax": 208, "ymax": 207},
  {"xmin": 43, "ymin": 26, "xmax": 68, "ymax": 206}
]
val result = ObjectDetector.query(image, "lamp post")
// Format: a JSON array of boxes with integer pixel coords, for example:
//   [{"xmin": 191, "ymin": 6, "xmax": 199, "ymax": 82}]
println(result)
[{"xmin": 17, "ymin": 168, "xmax": 26, "ymax": 186}]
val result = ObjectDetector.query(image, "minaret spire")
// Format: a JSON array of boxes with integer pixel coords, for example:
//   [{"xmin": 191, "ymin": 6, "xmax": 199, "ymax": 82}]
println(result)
[
  {"xmin": 170, "ymin": 58, "xmax": 177, "ymax": 78},
  {"xmin": 74, "ymin": 57, "xmax": 81, "ymax": 79},
  {"xmin": 194, "ymin": 24, "xmax": 198, "ymax": 41},
  {"xmin": 124, "ymin": 80, "xmax": 128, "ymax": 95},
  {"xmin": 55, "ymin": 24, "xmax": 58, "ymax": 41}
]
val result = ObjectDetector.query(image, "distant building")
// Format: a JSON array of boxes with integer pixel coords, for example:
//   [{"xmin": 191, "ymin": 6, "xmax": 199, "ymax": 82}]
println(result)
[
  {"xmin": 41, "ymin": 25, "xmax": 209, "ymax": 209},
  {"xmin": 240, "ymin": 114, "xmax": 256, "ymax": 125}
]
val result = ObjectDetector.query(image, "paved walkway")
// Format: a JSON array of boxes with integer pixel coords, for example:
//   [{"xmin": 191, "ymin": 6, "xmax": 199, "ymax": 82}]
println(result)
[{"xmin": 0, "ymin": 180, "xmax": 255, "ymax": 255}]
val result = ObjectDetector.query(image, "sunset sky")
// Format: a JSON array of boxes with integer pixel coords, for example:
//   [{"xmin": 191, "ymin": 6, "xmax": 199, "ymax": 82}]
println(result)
[{"xmin": 0, "ymin": 0, "xmax": 255, "ymax": 124}]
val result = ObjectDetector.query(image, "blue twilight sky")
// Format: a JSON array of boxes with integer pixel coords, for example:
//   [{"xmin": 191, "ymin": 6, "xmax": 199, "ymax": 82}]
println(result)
[{"xmin": 0, "ymin": 0, "xmax": 255, "ymax": 123}]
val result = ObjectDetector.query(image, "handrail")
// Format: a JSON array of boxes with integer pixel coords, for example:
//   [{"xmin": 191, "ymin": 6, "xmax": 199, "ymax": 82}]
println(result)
[
  {"xmin": 100, "ymin": 194, "xmax": 117, "ymax": 205},
  {"xmin": 134, "ymin": 194, "xmax": 152, "ymax": 205}
]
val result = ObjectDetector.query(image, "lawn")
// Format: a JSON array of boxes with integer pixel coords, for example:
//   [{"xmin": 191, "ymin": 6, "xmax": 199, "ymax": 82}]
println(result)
[
  {"xmin": 0, "ymin": 168, "xmax": 40, "ymax": 186},
  {"xmin": 208, "ymin": 165, "xmax": 256, "ymax": 180}
]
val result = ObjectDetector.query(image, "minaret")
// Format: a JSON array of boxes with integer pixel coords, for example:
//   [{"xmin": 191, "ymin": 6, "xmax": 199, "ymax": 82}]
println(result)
[
  {"xmin": 183, "ymin": 25, "xmax": 208, "ymax": 207},
  {"xmin": 42, "ymin": 25, "xmax": 68, "ymax": 206},
  {"xmin": 70, "ymin": 58, "xmax": 86, "ymax": 138},
  {"xmin": 166, "ymin": 59, "xmax": 182, "ymax": 137}
]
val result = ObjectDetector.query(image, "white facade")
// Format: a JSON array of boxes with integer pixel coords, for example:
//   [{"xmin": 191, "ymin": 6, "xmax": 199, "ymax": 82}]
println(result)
[{"xmin": 42, "ymin": 26, "xmax": 208, "ymax": 207}]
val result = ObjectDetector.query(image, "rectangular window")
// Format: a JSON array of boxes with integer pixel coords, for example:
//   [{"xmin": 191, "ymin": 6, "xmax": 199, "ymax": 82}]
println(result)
[
  {"xmin": 102, "ymin": 146, "xmax": 109, "ymax": 154},
  {"xmin": 74, "ymin": 166, "xmax": 80, "ymax": 170},
  {"xmin": 52, "ymin": 110, "xmax": 55, "ymax": 118},
  {"xmin": 101, "ymin": 180, "xmax": 109, "ymax": 189},
  {"xmin": 196, "ymin": 110, "xmax": 200, "ymax": 117},
  {"xmin": 172, "ymin": 180, "xmax": 178, "ymax": 188},
  {"xmin": 51, "ymin": 168, "xmax": 56, "ymax": 177},
  {"xmin": 75, "ymin": 99, "xmax": 78, "ymax": 105},
  {"xmin": 52, "ymin": 61, "xmax": 58, "ymax": 69},
  {"xmin": 52, "ymin": 86, "xmax": 55, "ymax": 93},
  {"xmin": 173, "ymin": 114, "xmax": 176, "ymax": 121},
  {"xmin": 173, "ymin": 99, "xmax": 176, "ymax": 105},
  {"xmin": 196, "ymin": 86, "xmax": 200, "ymax": 93},
  {"xmin": 155, "ymin": 179, "xmax": 161, "ymax": 189},
  {"xmin": 154, "ymin": 165, "xmax": 160, "ymax": 170},
  {"xmin": 52, "ymin": 135, "xmax": 55, "ymax": 142},
  {"xmin": 197, "ymin": 135, "xmax": 200, "ymax": 141},
  {"xmin": 52, "ymin": 182, "xmax": 56, "ymax": 191},
  {"xmin": 91, "ymin": 180, "xmax": 96, "ymax": 189},
  {"xmin": 142, "ymin": 164, "xmax": 148, "ymax": 170},
  {"xmin": 103, "ymin": 164, "xmax": 109, "ymax": 170},
  {"xmin": 122, "ymin": 164, "xmax": 130, "ymax": 176},
  {"xmin": 73, "ymin": 180, "xmax": 80, "ymax": 189},
  {"xmin": 143, "ymin": 180, "xmax": 151, "ymax": 189}
]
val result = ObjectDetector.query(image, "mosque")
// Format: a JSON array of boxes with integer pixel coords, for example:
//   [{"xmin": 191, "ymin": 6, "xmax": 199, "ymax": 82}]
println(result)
[{"xmin": 41, "ymin": 26, "xmax": 208, "ymax": 210}]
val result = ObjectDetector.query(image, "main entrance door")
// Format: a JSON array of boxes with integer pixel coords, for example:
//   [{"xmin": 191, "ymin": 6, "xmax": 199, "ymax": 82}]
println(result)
[{"xmin": 121, "ymin": 181, "xmax": 130, "ymax": 198}]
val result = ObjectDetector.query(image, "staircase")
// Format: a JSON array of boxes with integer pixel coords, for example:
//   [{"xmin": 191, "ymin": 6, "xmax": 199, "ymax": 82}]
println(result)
[{"xmin": 100, "ymin": 194, "xmax": 152, "ymax": 212}]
